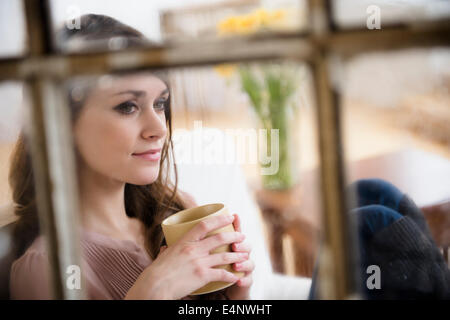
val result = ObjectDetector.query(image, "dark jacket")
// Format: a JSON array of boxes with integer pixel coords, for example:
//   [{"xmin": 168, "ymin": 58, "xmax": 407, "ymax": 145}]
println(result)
[
  {"xmin": 363, "ymin": 194, "xmax": 450, "ymax": 299},
  {"xmin": 309, "ymin": 179, "xmax": 450, "ymax": 300}
]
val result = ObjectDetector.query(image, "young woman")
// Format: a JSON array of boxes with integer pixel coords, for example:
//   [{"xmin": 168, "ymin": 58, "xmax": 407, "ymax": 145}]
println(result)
[{"xmin": 8, "ymin": 14, "xmax": 254, "ymax": 300}]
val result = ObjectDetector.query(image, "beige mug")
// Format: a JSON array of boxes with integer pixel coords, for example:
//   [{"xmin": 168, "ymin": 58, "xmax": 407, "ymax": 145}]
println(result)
[{"xmin": 161, "ymin": 203, "xmax": 245, "ymax": 295}]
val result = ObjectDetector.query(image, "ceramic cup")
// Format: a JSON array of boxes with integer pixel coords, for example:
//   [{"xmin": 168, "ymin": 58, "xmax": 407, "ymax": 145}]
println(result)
[{"xmin": 161, "ymin": 203, "xmax": 245, "ymax": 295}]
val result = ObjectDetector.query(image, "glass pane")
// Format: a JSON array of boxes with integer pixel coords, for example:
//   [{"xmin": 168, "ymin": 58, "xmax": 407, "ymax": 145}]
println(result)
[
  {"xmin": 0, "ymin": 82, "xmax": 24, "ymax": 221},
  {"xmin": 0, "ymin": 0, "xmax": 27, "ymax": 57},
  {"xmin": 2, "ymin": 57, "xmax": 320, "ymax": 300},
  {"xmin": 49, "ymin": 0, "xmax": 162, "ymax": 52},
  {"xmin": 60, "ymin": 60, "xmax": 321, "ymax": 299},
  {"xmin": 339, "ymin": 48, "xmax": 450, "ymax": 299},
  {"xmin": 332, "ymin": 0, "xmax": 450, "ymax": 29},
  {"xmin": 169, "ymin": 61, "xmax": 322, "ymax": 287},
  {"xmin": 0, "ymin": 81, "xmax": 30, "ymax": 300},
  {"xmin": 160, "ymin": 0, "xmax": 308, "ymax": 44},
  {"xmin": 48, "ymin": 0, "xmax": 308, "ymax": 53}
]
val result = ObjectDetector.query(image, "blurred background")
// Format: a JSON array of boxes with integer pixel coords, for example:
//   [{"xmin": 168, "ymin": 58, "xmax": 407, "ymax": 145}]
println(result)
[{"xmin": 0, "ymin": 0, "xmax": 449, "ymax": 299}]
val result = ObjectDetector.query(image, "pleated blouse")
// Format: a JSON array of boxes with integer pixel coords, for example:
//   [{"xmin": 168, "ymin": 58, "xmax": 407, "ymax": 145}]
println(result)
[{"xmin": 9, "ymin": 229, "xmax": 196, "ymax": 300}]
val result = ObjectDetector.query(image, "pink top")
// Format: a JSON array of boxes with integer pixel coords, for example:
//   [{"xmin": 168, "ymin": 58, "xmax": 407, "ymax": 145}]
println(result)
[{"xmin": 9, "ymin": 229, "xmax": 196, "ymax": 300}]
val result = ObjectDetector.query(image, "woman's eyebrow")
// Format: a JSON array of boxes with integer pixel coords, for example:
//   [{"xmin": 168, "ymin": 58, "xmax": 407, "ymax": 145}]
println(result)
[
  {"xmin": 114, "ymin": 88, "xmax": 169, "ymax": 97},
  {"xmin": 159, "ymin": 88, "xmax": 169, "ymax": 96},
  {"xmin": 114, "ymin": 90, "xmax": 146, "ymax": 97}
]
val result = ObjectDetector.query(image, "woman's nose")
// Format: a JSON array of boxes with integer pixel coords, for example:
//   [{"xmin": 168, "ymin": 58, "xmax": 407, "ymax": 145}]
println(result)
[{"xmin": 141, "ymin": 107, "xmax": 167, "ymax": 140}]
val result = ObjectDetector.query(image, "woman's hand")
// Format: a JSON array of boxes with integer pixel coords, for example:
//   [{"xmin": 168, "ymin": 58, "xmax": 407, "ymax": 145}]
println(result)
[
  {"xmin": 124, "ymin": 214, "xmax": 248, "ymax": 300},
  {"xmin": 224, "ymin": 214, "xmax": 255, "ymax": 300}
]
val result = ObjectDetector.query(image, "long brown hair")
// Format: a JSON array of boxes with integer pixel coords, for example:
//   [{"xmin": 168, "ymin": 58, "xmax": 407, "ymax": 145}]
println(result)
[{"xmin": 9, "ymin": 14, "xmax": 226, "ymax": 300}]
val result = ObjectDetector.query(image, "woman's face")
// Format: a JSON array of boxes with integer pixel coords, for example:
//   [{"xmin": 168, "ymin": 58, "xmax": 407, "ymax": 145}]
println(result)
[{"xmin": 73, "ymin": 73, "xmax": 169, "ymax": 185}]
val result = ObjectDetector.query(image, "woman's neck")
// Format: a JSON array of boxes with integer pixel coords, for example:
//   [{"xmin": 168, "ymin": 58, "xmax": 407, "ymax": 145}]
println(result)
[{"xmin": 77, "ymin": 164, "xmax": 144, "ymax": 243}]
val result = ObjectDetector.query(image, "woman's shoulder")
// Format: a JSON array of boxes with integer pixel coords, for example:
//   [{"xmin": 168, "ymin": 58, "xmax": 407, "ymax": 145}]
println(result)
[
  {"xmin": 10, "ymin": 236, "xmax": 51, "ymax": 299},
  {"xmin": 22, "ymin": 235, "xmax": 47, "ymax": 254},
  {"xmin": 12, "ymin": 235, "xmax": 48, "ymax": 268}
]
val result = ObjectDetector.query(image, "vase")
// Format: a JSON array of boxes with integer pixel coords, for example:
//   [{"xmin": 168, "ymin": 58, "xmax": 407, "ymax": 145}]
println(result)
[{"xmin": 258, "ymin": 101, "xmax": 300, "ymax": 190}]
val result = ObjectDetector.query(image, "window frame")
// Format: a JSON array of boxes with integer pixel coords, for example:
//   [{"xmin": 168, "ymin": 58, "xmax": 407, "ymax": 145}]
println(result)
[{"xmin": 0, "ymin": 0, "xmax": 449, "ymax": 299}]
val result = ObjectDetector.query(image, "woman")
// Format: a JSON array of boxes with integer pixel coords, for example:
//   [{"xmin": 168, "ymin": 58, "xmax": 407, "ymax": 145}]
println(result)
[{"xmin": 8, "ymin": 14, "xmax": 254, "ymax": 300}]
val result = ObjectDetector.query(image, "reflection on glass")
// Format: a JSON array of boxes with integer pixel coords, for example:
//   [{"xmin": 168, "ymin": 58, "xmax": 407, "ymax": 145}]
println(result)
[{"xmin": 339, "ymin": 48, "xmax": 450, "ymax": 299}]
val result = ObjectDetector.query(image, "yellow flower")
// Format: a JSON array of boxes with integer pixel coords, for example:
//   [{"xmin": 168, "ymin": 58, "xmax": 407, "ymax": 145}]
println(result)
[
  {"xmin": 217, "ymin": 8, "xmax": 288, "ymax": 36},
  {"xmin": 270, "ymin": 9, "xmax": 286, "ymax": 22},
  {"xmin": 217, "ymin": 16, "xmax": 239, "ymax": 34},
  {"xmin": 235, "ymin": 14, "xmax": 260, "ymax": 34},
  {"xmin": 253, "ymin": 8, "xmax": 271, "ymax": 25},
  {"xmin": 213, "ymin": 63, "xmax": 237, "ymax": 78}
]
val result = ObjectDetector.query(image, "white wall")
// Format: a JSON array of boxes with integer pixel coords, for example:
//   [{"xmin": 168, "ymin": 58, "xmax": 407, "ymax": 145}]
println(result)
[{"xmin": 0, "ymin": 0, "xmax": 27, "ymax": 58}]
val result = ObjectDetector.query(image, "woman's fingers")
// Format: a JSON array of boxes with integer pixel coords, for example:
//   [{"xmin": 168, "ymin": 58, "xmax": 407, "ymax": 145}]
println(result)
[
  {"xmin": 232, "ymin": 213, "xmax": 241, "ymax": 232},
  {"xmin": 202, "ymin": 251, "xmax": 249, "ymax": 268},
  {"xmin": 200, "ymin": 231, "xmax": 245, "ymax": 253},
  {"xmin": 182, "ymin": 214, "xmax": 235, "ymax": 242},
  {"xmin": 236, "ymin": 274, "xmax": 253, "ymax": 287},
  {"xmin": 232, "ymin": 241, "xmax": 251, "ymax": 253},
  {"xmin": 233, "ymin": 259, "xmax": 255, "ymax": 273},
  {"xmin": 207, "ymin": 268, "xmax": 239, "ymax": 284}
]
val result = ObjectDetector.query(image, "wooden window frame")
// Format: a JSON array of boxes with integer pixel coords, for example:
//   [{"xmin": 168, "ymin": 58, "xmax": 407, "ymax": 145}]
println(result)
[{"xmin": 0, "ymin": 0, "xmax": 448, "ymax": 299}]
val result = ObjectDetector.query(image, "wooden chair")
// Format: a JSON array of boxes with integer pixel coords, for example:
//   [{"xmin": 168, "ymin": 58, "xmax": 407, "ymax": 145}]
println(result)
[{"xmin": 421, "ymin": 200, "xmax": 450, "ymax": 265}]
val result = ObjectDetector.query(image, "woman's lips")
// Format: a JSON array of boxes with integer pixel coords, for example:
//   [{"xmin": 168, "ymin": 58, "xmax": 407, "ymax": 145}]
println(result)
[{"xmin": 132, "ymin": 149, "xmax": 161, "ymax": 161}]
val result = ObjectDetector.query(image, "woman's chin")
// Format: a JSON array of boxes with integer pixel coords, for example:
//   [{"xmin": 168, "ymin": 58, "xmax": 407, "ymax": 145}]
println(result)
[{"xmin": 128, "ymin": 172, "xmax": 160, "ymax": 185}]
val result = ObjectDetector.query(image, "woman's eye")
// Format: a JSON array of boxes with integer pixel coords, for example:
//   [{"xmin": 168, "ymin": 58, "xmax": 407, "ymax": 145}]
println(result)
[
  {"xmin": 114, "ymin": 101, "xmax": 138, "ymax": 115},
  {"xmin": 154, "ymin": 98, "xmax": 168, "ymax": 111}
]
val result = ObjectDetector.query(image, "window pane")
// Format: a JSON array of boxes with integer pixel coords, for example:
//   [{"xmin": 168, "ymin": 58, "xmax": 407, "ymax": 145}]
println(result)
[
  {"xmin": 0, "ymin": 82, "xmax": 24, "ymax": 216},
  {"xmin": 2, "ymin": 59, "xmax": 320, "ymax": 299},
  {"xmin": 0, "ymin": 81, "xmax": 29, "ymax": 300},
  {"xmin": 160, "ymin": 0, "xmax": 308, "ymax": 44},
  {"xmin": 169, "ymin": 61, "xmax": 322, "ymax": 284},
  {"xmin": 48, "ymin": 0, "xmax": 308, "ymax": 53},
  {"xmin": 332, "ymin": 0, "xmax": 450, "ymax": 29},
  {"xmin": 0, "ymin": 0, "xmax": 27, "ymax": 57},
  {"xmin": 339, "ymin": 48, "xmax": 450, "ymax": 299}
]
